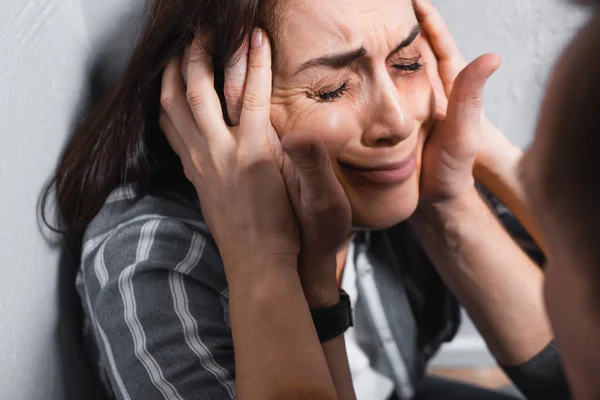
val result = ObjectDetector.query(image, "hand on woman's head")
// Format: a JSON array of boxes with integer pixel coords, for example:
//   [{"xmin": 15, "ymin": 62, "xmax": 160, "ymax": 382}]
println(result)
[
  {"xmin": 160, "ymin": 29, "xmax": 351, "ymax": 282},
  {"xmin": 160, "ymin": 29, "xmax": 300, "ymax": 276},
  {"xmin": 165, "ymin": 0, "xmax": 504, "ymax": 247},
  {"xmin": 412, "ymin": 0, "xmax": 505, "ymax": 205},
  {"xmin": 417, "ymin": 53, "xmax": 501, "ymax": 205}
]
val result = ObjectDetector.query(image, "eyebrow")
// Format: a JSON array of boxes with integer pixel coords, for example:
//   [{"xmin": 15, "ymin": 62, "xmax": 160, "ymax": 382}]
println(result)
[{"xmin": 294, "ymin": 25, "xmax": 422, "ymax": 76}]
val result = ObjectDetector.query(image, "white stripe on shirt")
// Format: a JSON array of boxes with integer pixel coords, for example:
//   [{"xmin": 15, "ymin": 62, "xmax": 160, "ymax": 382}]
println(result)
[
  {"xmin": 356, "ymin": 250, "xmax": 414, "ymax": 399},
  {"xmin": 342, "ymin": 241, "xmax": 395, "ymax": 400},
  {"xmin": 83, "ymin": 214, "xmax": 208, "ymax": 260},
  {"xmin": 97, "ymin": 323, "xmax": 133, "ymax": 400},
  {"xmin": 118, "ymin": 219, "xmax": 185, "ymax": 400},
  {"xmin": 93, "ymin": 240, "xmax": 110, "ymax": 288},
  {"xmin": 170, "ymin": 233, "xmax": 236, "ymax": 398},
  {"xmin": 105, "ymin": 185, "xmax": 136, "ymax": 204},
  {"xmin": 81, "ymin": 272, "xmax": 131, "ymax": 400},
  {"xmin": 219, "ymin": 288, "xmax": 231, "ymax": 329}
]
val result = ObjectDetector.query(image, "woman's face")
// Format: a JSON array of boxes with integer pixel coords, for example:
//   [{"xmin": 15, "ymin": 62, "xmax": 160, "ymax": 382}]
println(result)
[{"xmin": 269, "ymin": 0, "xmax": 435, "ymax": 229}]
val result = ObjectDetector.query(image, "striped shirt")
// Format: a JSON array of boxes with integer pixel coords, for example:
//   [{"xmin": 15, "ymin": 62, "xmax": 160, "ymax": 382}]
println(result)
[{"xmin": 77, "ymin": 186, "xmax": 570, "ymax": 399}]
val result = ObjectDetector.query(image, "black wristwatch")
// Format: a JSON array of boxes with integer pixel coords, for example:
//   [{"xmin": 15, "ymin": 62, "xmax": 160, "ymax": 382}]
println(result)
[{"xmin": 310, "ymin": 289, "xmax": 353, "ymax": 342}]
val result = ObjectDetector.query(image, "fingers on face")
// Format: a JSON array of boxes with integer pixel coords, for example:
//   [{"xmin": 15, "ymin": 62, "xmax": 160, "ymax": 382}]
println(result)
[
  {"xmin": 224, "ymin": 38, "xmax": 249, "ymax": 126},
  {"xmin": 238, "ymin": 28, "xmax": 273, "ymax": 149},
  {"xmin": 414, "ymin": 0, "xmax": 465, "ymax": 72},
  {"xmin": 161, "ymin": 57, "xmax": 188, "ymax": 154},
  {"xmin": 185, "ymin": 33, "xmax": 228, "ymax": 138},
  {"xmin": 161, "ymin": 30, "xmax": 275, "ymax": 167},
  {"xmin": 448, "ymin": 53, "xmax": 502, "ymax": 128},
  {"xmin": 281, "ymin": 132, "xmax": 341, "ymax": 209},
  {"xmin": 161, "ymin": 56, "xmax": 207, "ymax": 148}
]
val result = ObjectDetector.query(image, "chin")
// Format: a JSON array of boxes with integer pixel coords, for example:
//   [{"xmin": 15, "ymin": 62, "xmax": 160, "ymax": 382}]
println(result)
[{"xmin": 350, "ymin": 173, "xmax": 420, "ymax": 230}]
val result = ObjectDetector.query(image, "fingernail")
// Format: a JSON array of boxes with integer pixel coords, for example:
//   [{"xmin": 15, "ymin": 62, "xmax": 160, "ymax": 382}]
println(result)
[{"xmin": 251, "ymin": 28, "xmax": 263, "ymax": 49}]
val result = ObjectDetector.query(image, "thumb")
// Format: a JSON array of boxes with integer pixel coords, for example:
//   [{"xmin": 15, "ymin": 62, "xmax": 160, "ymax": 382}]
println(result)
[
  {"xmin": 281, "ymin": 132, "xmax": 339, "ymax": 211},
  {"xmin": 446, "ymin": 53, "xmax": 502, "ymax": 134}
]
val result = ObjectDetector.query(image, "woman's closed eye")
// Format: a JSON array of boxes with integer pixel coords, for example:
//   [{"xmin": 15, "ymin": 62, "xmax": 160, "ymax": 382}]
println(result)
[
  {"xmin": 391, "ymin": 55, "xmax": 423, "ymax": 74},
  {"xmin": 315, "ymin": 82, "xmax": 349, "ymax": 102},
  {"xmin": 312, "ymin": 55, "xmax": 423, "ymax": 103}
]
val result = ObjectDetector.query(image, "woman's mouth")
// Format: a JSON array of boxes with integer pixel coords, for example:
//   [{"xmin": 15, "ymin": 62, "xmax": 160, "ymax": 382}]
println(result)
[{"xmin": 340, "ymin": 151, "xmax": 417, "ymax": 185}]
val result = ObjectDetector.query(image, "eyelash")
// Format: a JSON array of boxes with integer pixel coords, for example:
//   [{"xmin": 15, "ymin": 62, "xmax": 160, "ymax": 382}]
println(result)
[
  {"xmin": 393, "ymin": 61, "xmax": 423, "ymax": 73},
  {"xmin": 316, "ymin": 82, "xmax": 349, "ymax": 102},
  {"xmin": 315, "ymin": 60, "xmax": 423, "ymax": 103}
]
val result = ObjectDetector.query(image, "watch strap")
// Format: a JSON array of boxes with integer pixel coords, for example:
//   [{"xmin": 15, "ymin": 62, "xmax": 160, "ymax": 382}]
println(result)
[{"xmin": 310, "ymin": 288, "xmax": 353, "ymax": 342}]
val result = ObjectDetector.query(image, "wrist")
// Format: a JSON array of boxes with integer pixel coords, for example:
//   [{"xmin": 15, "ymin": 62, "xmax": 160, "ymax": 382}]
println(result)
[
  {"xmin": 298, "ymin": 255, "xmax": 340, "ymax": 308},
  {"xmin": 474, "ymin": 130, "xmax": 527, "ymax": 213},
  {"xmin": 310, "ymin": 288, "xmax": 353, "ymax": 343},
  {"xmin": 227, "ymin": 261, "xmax": 303, "ymax": 306},
  {"xmin": 224, "ymin": 253, "xmax": 298, "ymax": 288},
  {"xmin": 304, "ymin": 286, "xmax": 341, "ymax": 308},
  {"xmin": 415, "ymin": 187, "xmax": 485, "ymax": 228},
  {"xmin": 476, "ymin": 123, "xmax": 522, "ymax": 186}
]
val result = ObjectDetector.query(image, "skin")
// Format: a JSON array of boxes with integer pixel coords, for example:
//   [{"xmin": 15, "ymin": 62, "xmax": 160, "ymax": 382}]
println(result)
[
  {"xmin": 415, "ymin": 0, "xmax": 548, "ymax": 253},
  {"xmin": 160, "ymin": 0, "xmax": 554, "ymax": 397},
  {"xmin": 520, "ymin": 21, "xmax": 600, "ymax": 399},
  {"xmin": 407, "ymin": 0, "xmax": 554, "ymax": 369},
  {"xmin": 271, "ymin": 0, "xmax": 433, "ymax": 230},
  {"xmin": 161, "ymin": 32, "xmax": 342, "ymax": 399}
]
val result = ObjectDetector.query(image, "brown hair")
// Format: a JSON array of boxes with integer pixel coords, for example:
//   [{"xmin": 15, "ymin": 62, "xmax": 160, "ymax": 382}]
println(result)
[
  {"xmin": 538, "ymin": 8, "xmax": 600, "ymax": 263},
  {"xmin": 41, "ymin": 0, "xmax": 277, "ymax": 238}
]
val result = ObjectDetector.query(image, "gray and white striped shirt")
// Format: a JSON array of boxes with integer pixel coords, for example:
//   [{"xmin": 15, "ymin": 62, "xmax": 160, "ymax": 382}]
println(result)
[
  {"xmin": 77, "ymin": 186, "xmax": 569, "ymax": 400},
  {"xmin": 78, "ymin": 188, "xmax": 236, "ymax": 399}
]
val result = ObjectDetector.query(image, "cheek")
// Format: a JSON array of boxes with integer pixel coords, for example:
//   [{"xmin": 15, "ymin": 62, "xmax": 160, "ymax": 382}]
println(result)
[
  {"xmin": 271, "ymin": 101, "xmax": 360, "ymax": 156},
  {"xmin": 397, "ymin": 71, "xmax": 435, "ymax": 125}
]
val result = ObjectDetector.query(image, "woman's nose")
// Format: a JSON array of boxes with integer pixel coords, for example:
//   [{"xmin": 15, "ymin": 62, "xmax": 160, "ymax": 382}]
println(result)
[{"xmin": 361, "ymin": 77, "xmax": 414, "ymax": 147}]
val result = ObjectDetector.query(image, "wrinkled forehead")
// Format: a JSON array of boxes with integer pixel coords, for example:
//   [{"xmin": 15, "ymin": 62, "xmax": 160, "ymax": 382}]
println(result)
[{"xmin": 270, "ymin": 0, "xmax": 417, "ymax": 73}]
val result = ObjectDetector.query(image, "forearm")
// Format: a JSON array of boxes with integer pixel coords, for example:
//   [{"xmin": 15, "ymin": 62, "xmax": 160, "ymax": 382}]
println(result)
[
  {"xmin": 227, "ymin": 259, "xmax": 337, "ymax": 400},
  {"xmin": 410, "ymin": 189, "xmax": 553, "ymax": 366},
  {"xmin": 301, "ymin": 255, "xmax": 356, "ymax": 400},
  {"xmin": 322, "ymin": 335, "xmax": 356, "ymax": 400},
  {"xmin": 475, "ymin": 124, "xmax": 548, "ymax": 254}
]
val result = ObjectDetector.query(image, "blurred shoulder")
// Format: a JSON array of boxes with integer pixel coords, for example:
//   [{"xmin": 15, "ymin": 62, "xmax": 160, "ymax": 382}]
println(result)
[{"xmin": 81, "ymin": 185, "xmax": 225, "ymax": 288}]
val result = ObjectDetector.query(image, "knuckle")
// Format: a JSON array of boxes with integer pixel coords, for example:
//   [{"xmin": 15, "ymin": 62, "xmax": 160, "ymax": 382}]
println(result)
[
  {"xmin": 223, "ymin": 84, "xmax": 244, "ymax": 105},
  {"xmin": 183, "ymin": 166, "xmax": 193, "ymax": 183},
  {"xmin": 188, "ymin": 151, "xmax": 204, "ymax": 172},
  {"xmin": 186, "ymin": 87, "xmax": 210, "ymax": 108},
  {"xmin": 302, "ymin": 151, "xmax": 328, "ymax": 174},
  {"xmin": 459, "ymin": 94, "xmax": 483, "ymax": 109},
  {"xmin": 160, "ymin": 90, "xmax": 176, "ymax": 112},
  {"xmin": 247, "ymin": 58, "xmax": 270, "ymax": 70},
  {"xmin": 242, "ymin": 89, "xmax": 268, "ymax": 112}
]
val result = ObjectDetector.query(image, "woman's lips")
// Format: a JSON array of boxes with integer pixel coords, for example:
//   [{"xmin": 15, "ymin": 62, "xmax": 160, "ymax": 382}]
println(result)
[{"xmin": 341, "ymin": 152, "xmax": 417, "ymax": 185}]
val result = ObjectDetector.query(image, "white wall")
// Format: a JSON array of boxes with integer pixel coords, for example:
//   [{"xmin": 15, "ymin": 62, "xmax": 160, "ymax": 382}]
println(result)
[
  {"xmin": 437, "ymin": 0, "xmax": 588, "ymax": 149},
  {"xmin": 0, "ymin": 0, "xmax": 590, "ymax": 398},
  {"xmin": 0, "ymin": 1, "xmax": 144, "ymax": 399}
]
